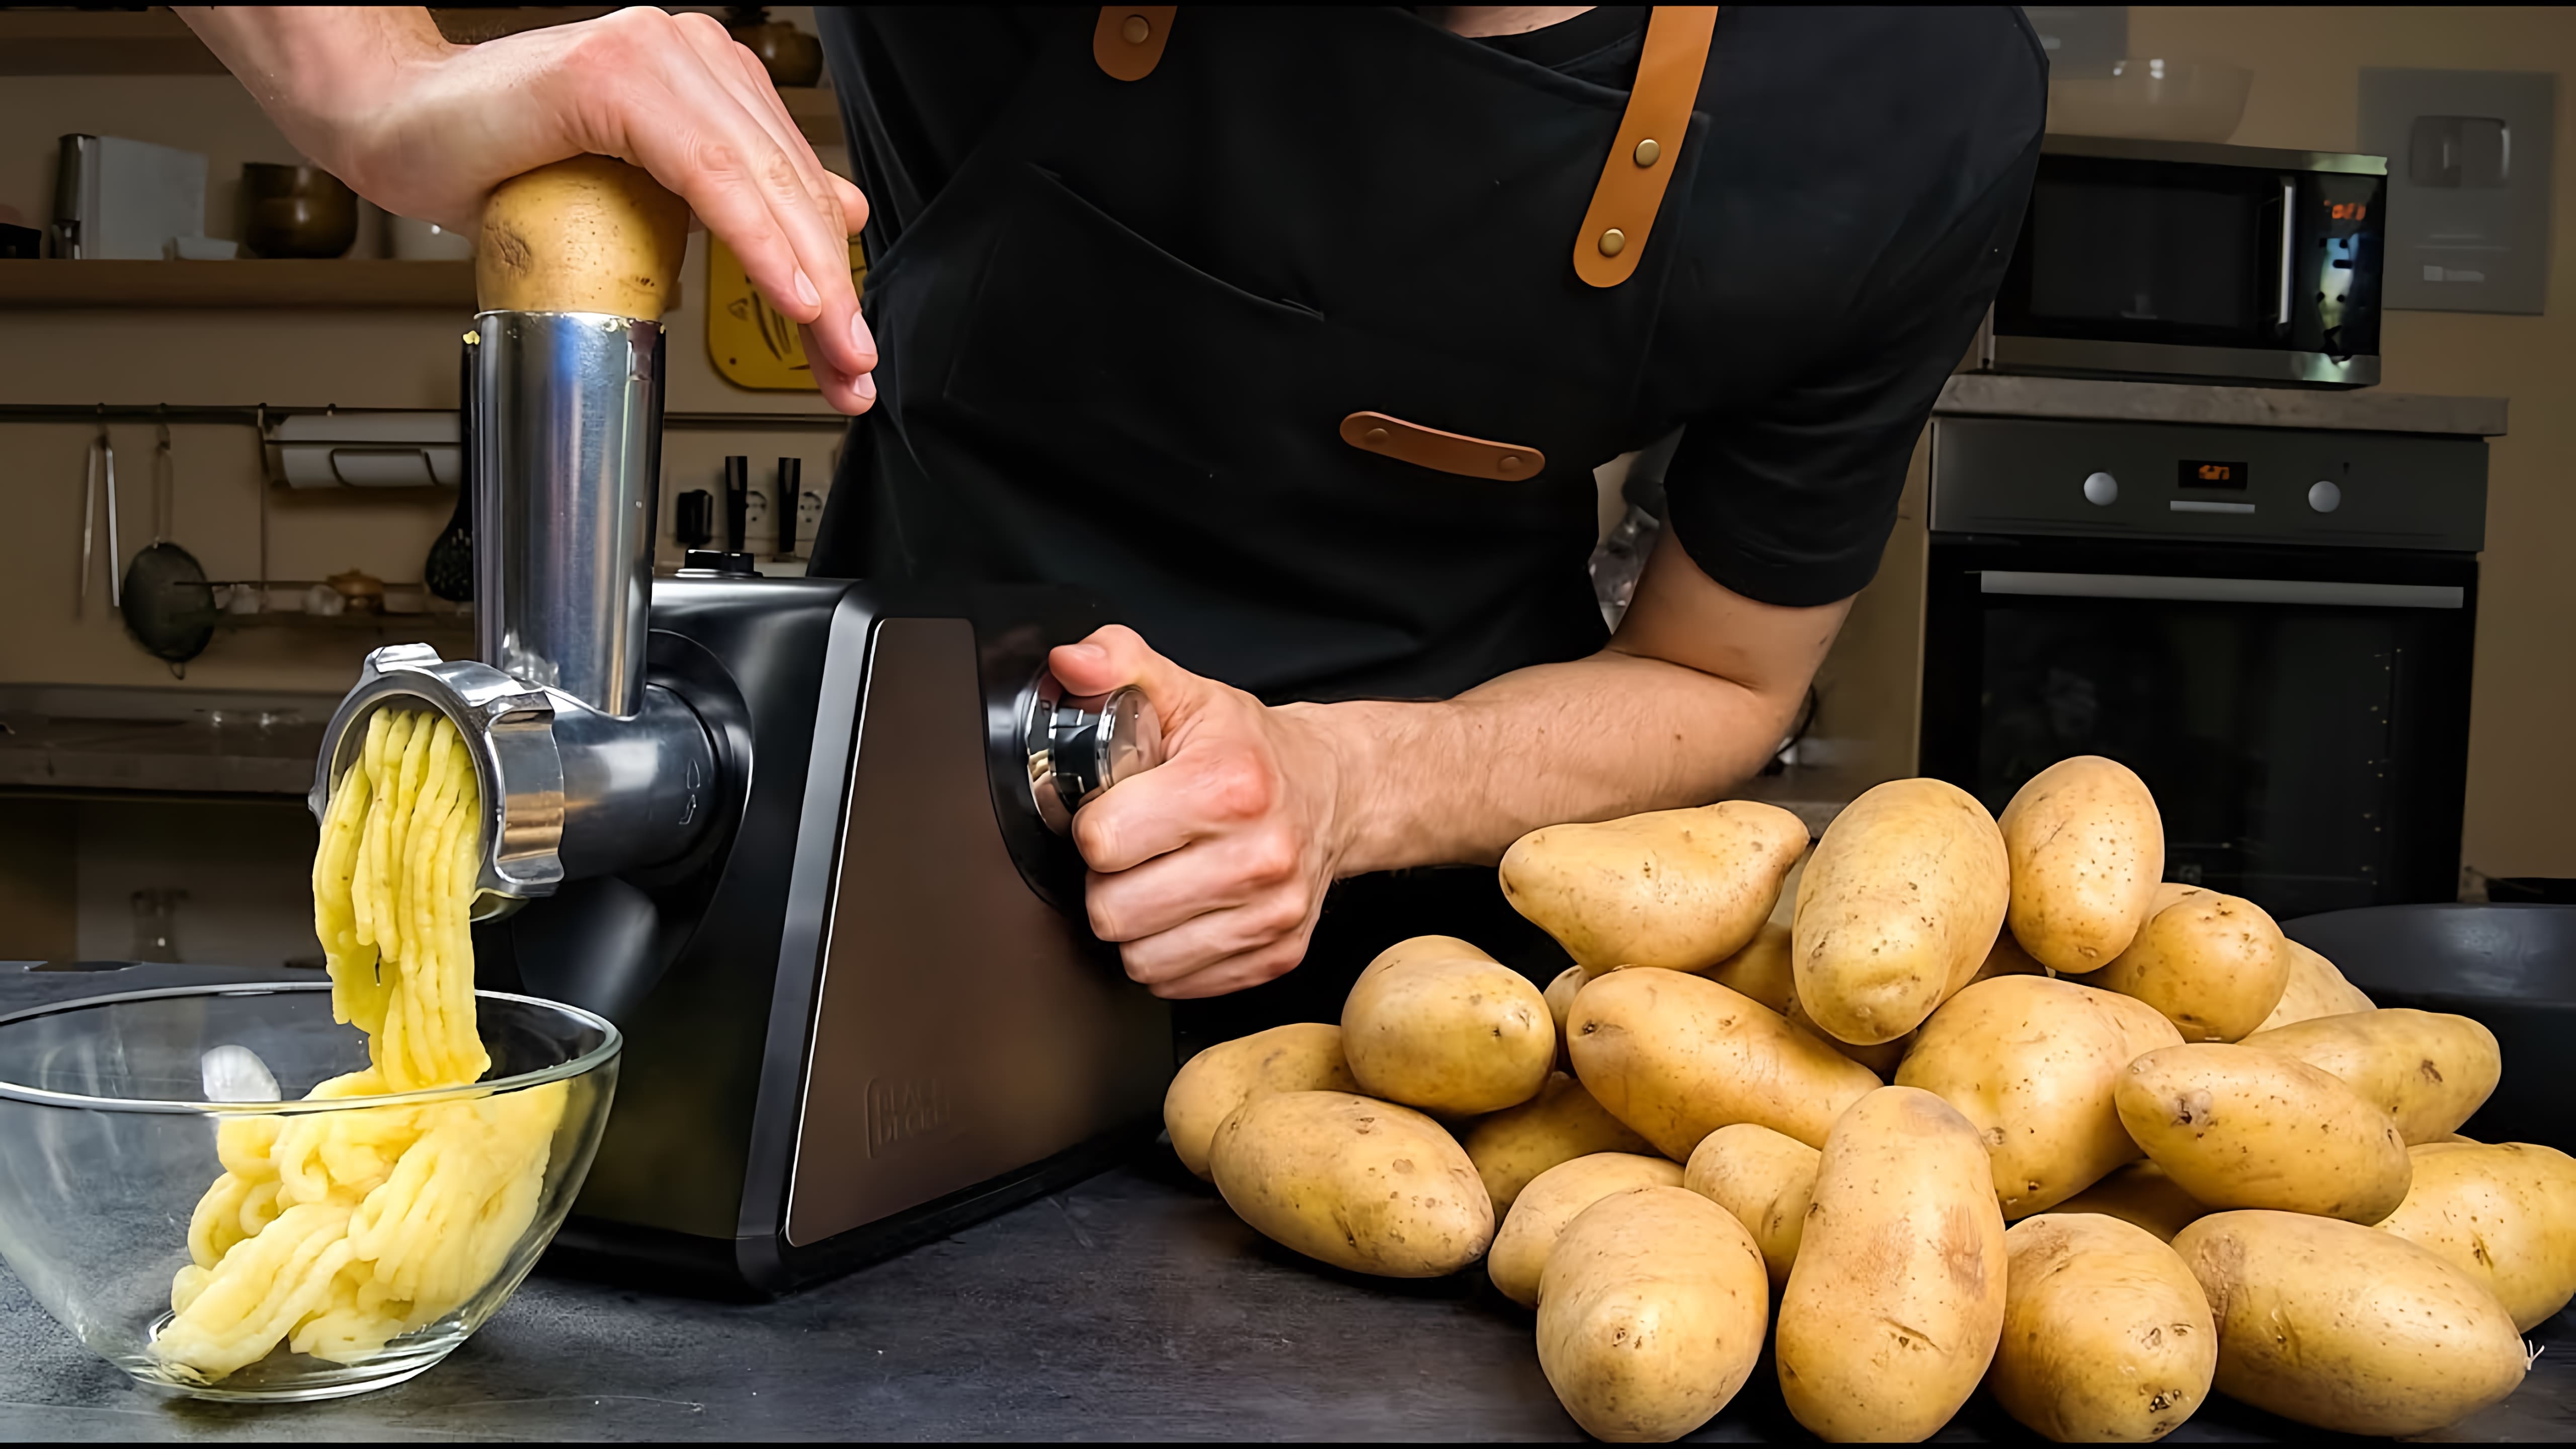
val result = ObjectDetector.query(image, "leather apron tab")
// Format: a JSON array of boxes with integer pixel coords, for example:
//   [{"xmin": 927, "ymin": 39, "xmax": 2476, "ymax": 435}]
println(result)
[
  {"xmin": 1571, "ymin": 6, "xmax": 1718, "ymax": 288},
  {"xmin": 1339, "ymin": 411, "xmax": 1546, "ymax": 481},
  {"xmin": 1094, "ymin": 7, "xmax": 1177, "ymax": 81}
]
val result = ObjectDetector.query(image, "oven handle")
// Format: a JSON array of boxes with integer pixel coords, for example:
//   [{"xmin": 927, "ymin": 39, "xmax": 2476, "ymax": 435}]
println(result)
[
  {"xmin": 2276, "ymin": 178, "xmax": 2297, "ymax": 328},
  {"xmin": 1980, "ymin": 571, "xmax": 2462, "ymax": 609}
]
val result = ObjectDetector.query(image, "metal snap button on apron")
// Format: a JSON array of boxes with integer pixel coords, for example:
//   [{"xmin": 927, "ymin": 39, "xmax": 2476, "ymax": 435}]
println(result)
[{"xmin": 1634, "ymin": 138, "xmax": 1661, "ymax": 167}]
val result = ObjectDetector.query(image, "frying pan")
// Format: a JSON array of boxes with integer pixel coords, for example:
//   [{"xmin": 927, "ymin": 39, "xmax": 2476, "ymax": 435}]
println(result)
[{"xmin": 118, "ymin": 423, "xmax": 215, "ymax": 670}]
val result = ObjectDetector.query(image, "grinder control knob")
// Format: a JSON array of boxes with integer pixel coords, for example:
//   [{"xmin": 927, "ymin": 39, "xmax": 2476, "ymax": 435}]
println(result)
[{"xmin": 1025, "ymin": 671, "xmax": 1165, "ymax": 836}]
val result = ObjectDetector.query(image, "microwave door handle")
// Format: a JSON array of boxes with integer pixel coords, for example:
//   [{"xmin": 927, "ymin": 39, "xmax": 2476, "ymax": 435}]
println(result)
[{"xmin": 2277, "ymin": 179, "xmax": 2297, "ymax": 328}]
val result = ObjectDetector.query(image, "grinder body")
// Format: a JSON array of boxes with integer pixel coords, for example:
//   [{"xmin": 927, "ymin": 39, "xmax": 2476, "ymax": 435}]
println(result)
[
  {"xmin": 479, "ymin": 578, "xmax": 1172, "ymax": 1295},
  {"xmin": 309, "ymin": 161, "xmax": 1172, "ymax": 1297}
]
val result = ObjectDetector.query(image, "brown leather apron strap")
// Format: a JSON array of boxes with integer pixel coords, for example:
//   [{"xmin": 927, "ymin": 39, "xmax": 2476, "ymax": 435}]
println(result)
[
  {"xmin": 1339, "ymin": 411, "xmax": 1546, "ymax": 481},
  {"xmin": 1572, "ymin": 6, "xmax": 1718, "ymax": 288},
  {"xmin": 1095, "ymin": 7, "xmax": 1177, "ymax": 81}
]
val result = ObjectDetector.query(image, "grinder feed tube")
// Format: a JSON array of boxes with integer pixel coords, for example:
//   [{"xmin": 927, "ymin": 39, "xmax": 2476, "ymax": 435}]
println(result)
[
  {"xmin": 313, "ymin": 158, "xmax": 713, "ymax": 918},
  {"xmin": 474, "ymin": 156, "xmax": 688, "ymax": 719}
]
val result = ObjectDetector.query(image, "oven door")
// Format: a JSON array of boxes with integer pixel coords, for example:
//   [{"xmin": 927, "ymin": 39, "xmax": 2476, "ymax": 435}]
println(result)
[
  {"xmin": 1990, "ymin": 147, "xmax": 2386, "ymax": 388},
  {"xmin": 1921, "ymin": 535, "xmax": 2477, "ymax": 918}
]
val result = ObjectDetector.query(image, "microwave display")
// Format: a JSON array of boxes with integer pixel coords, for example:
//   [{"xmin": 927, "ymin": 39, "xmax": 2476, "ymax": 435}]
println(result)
[{"xmin": 2179, "ymin": 459, "xmax": 2247, "ymax": 490}]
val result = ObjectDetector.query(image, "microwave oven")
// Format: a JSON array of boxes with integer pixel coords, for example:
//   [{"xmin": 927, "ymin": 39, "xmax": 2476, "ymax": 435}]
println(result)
[{"xmin": 1975, "ymin": 136, "xmax": 2388, "ymax": 389}]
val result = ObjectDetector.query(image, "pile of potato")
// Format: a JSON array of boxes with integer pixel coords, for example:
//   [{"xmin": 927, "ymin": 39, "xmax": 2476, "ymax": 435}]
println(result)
[{"xmin": 1164, "ymin": 759, "xmax": 2575, "ymax": 1442}]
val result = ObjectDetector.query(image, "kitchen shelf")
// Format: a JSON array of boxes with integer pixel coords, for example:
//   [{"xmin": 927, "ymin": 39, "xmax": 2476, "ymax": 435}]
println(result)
[
  {"xmin": 213, "ymin": 611, "xmax": 472, "ymax": 633},
  {"xmin": 0, "ymin": 260, "xmax": 475, "ymax": 310}
]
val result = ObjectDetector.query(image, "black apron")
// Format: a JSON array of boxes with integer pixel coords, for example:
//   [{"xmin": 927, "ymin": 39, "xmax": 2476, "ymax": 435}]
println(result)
[{"xmin": 813, "ymin": 8, "xmax": 1717, "ymax": 1036}]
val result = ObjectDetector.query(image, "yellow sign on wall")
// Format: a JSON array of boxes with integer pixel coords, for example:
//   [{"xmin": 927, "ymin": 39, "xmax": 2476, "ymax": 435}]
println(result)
[{"xmin": 706, "ymin": 235, "xmax": 866, "ymax": 390}]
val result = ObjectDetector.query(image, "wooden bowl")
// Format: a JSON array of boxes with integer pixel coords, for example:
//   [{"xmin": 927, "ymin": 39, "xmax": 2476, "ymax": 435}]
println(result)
[{"xmin": 241, "ymin": 163, "xmax": 358, "ymax": 259}]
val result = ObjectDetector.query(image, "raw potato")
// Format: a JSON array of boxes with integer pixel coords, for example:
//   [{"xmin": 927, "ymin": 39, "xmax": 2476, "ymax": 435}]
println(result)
[
  {"xmin": 1501, "ymin": 801, "xmax": 1809, "ymax": 975},
  {"xmin": 2114, "ymin": 1043, "xmax": 2411, "ymax": 1223},
  {"xmin": 2090, "ymin": 884, "xmax": 2289, "ymax": 1042},
  {"xmin": 1682, "ymin": 1123, "xmax": 1819, "ymax": 1286},
  {"xmin": 1537, "ymin": 1186, "xmax": 1769, "ymax": 1443},
  {"xmin": 1991, "ymin": 1213, "xmax": 2216, "ymax": 1442},
  {"xmin": 2047, "ymin": 1161, "xmax": 2208, "ymax": 1243},
  {"xmin": 1464, "ymin": 1071, "xmax": 1654, "ymax": 1213},
  {"xmin": 1707, "ymin": 923, "xmax": 1913, "ymax": 1074},
  {"xmin": 1896, "ymin": 975, "xmax": 2183, "ymax": 1217},
  {"xmin": 1776, "ymin": 1087, "xmax": 2007, "ymax": 1442},
  {"xmin": 1567, "ymin": 968, "xmax": 1879, "ymax": 1157},
  {"xmin": 476, "ymin": 155, "xmax": 690, "ymax": 317},
  {"xmin": 2378, "ymin": 1141, "xmax": 2576, "ymax": 1330},
  {"xmin": 1162, "ymin": 1023, "xmax": 1358, "ymax": 1179},
  {"xmin": 1488, "ymin": 1152, "xmax": 1682, "ymax": 1308},
  {"xmin": 2252, "ymin": 940, "xmax": 2375, "ymax": 1032},
  {"xmin": 1997, "ymin": 757, "xmax": 2165, "ymax": 975},
  {"xmin": 2240, "ymin": 1008, "xmax": 2501, "ymax": 1144},
  {"xmin": 1544, "ymin": 964, "xmax": 1585, "ymax": 1069},
  {"xmin": 2173, "ymin": 1210, "xmax": 2528, "ymax": 1435},
  {"xmin": 1209, "ymin": 1090, "xmax": 1493, "ymax": 1277},
  {"xmin": 1793, "ymin": 777, "xmax": 2010, "ymax": 1046},
  {"xmin": 1698, "ymin": 919, "xmax": 1794, "ymax": 1009},
  {"xmin": 1341, "ymin": 936, "xmax": 1553, "ymax": 1115}
]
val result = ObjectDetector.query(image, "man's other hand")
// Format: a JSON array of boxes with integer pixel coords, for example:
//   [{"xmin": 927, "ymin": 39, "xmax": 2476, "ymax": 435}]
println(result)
[{"xmin": 1046, "ymin": 627, "xmax": 1350, "ymax": 1000}]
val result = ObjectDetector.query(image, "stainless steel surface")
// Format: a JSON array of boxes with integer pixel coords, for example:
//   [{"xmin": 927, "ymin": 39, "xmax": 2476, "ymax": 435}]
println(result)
[
  {"xmin": 2039, "ymin": 133, "xmax": 2389, "ymax": 175},
  {"xmin": 2169, "ymin": 499, "xmax": 2256, "ymax": 515},
  {"xmin": 2310, "ymin": 479, "xmax": 2343, "ymax": 513},
  {"xmin": 0, "ymin": 684, "xmax": 336, "ymax": 795},
  {"xmin": 1936, "ymin": 373, "xmax": 2508, "ymax": 436},
  {"xmin": 1024, "ymin": 674, "xmax": 1166, "ymax": 836},
  {"xmin": 314, "ymin": 643, "xmax": 566, "ymax": 918},
  {"xmin": 2082, "ymin": 470, "xmax": 2117, "ymax": 506},
  {"xmin": 1988, "ymin": 334, "xmax": 2381, "ymax": 388},
  {"xmin": 1979, "ymin": 571, "xmax": 2465, "ymax": 608},
  {"xmin": 311, "ymin": 643, "xmax": 716, "ymax": 917},
  {"xmin": 471, "ymin": 311, "xmax": 665, "ymax": 719},
  {"xmin": 1929, "ymin": 417, "xmax": 2487, "ymax": 550},
  {"xmin": 2275, "ymin": 178, "xmax": 2295, "ymax": 326},
  {"xmin": 788, "ymin": 619, "xmax": 1170, "ymax": 1248},
  {"xmin": 547, "ymin": 685, "xmax": 717, "ymax": 880}
]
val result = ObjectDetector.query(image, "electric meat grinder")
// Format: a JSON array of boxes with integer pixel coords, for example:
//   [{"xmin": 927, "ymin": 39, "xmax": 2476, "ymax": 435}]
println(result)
[{"xmin": 306, "ymin": 161, "xmax": 1173, "ymax": 1295}]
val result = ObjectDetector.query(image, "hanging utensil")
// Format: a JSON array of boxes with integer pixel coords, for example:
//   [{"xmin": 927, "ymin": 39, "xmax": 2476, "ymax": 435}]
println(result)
[
  {"xmin": 77, "ymin": 430, "xmax": 100, "ymax": 615},
  {"xmin": 117, "ymin": 419, "xmax": 215, "ymax": 670},
  {"xmin": 102, "ymin": 424, "xmax": 121, "ymax": 608},
  {"xmin": 424, "ymin": 332, "xmax": 474, "ymax": 602}
]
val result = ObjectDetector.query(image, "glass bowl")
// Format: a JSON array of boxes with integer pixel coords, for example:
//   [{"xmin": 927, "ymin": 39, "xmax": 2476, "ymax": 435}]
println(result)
[
  {"xmin": 0, "ymin": 984, "xmax": 618, "ymax": 1402},
  {"xmin": 2048, "ymin": 59, "xmax": 2253, "ymax": 144}
]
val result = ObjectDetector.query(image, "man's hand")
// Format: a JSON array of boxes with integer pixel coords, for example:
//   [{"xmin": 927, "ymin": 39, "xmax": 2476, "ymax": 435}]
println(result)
[
  {"xmin": 176, "ymin": 7, "xmax": 877, "ymax": 414},
  {"xmin": 1048, "ymin": 628, "xmax": 1351, "ymax": 1000},
  {"xmin": 1050, "ymin": 533, "xmax": 1852, "ymax": 997}
]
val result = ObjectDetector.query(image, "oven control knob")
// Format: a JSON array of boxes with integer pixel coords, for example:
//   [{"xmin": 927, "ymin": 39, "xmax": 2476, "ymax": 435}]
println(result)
[
  {"xmin": 2308, "ymin": 480, "xmax": 2343, "ymax": 514},
  {"xmin": 2082, "ymin": 471, "xmax": 2119, "ymax": 506}
]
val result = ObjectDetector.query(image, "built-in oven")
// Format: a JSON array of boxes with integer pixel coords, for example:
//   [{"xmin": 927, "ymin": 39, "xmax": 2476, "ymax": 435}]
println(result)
[
  {"xmin": 1918, "ymin": 417, "xmax": 2484, "ymax": 920},
  {"xmin": 1976, "ymin": 136, "xmax": 2387, "ymax": 389}
]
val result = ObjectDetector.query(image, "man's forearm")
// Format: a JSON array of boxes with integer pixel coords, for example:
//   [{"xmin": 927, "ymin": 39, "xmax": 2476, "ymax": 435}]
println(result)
[
  {"xmin": 1300, "ymin": 648, "xmax": 1804, "ymax": 876},
  {"xmin": 174, "ymin": 8, "xmax": 453, "ymax": 179}
]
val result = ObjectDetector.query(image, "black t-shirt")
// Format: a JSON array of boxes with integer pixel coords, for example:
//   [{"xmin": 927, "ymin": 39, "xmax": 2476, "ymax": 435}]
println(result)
[{"xmin": 817, "ymin": 5, "xmax": 2043, "ymax": 652}]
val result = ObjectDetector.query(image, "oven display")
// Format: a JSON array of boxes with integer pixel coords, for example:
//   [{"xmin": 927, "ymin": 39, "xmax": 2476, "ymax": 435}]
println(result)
[{"xmin": 2178, "ymin": 459, "xmax": 2249, "ymax": 491}]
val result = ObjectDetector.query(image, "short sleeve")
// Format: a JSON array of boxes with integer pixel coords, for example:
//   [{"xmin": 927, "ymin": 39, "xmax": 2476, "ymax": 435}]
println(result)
[{"xmin": 1662, "ymin": 103, "xmax": 2042, "ymax": 608}]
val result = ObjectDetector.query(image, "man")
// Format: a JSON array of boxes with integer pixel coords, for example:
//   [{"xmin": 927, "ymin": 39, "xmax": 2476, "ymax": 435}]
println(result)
[{"xmin": 181, "ymin": 6, "xmax": 2043, "ymax": 1030}]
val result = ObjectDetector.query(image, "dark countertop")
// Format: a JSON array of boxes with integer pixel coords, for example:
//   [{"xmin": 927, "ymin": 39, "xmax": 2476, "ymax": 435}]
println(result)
[{"xmin": 4, "ymin": 966, "xmax": 2573, "ymax": 1442}]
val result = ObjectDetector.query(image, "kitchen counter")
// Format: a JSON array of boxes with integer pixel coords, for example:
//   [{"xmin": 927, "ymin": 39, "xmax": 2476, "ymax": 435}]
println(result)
[
  {"xmin": 3, "ymin": 964, "xmax": 2572, "ymax": 1443},
  {"xmin": 0, "ymin": 685, "xmax": 341, "ymax": 796},
  {"xmin": 1936, "ymin": 374, "xmax": 2509, "ymax": 436}
]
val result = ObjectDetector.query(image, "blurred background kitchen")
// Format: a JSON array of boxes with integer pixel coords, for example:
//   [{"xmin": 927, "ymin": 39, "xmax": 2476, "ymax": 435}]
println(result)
[{"xmin": 0, "ymin": 6, "xmax": 2568, "ymax": 971}]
